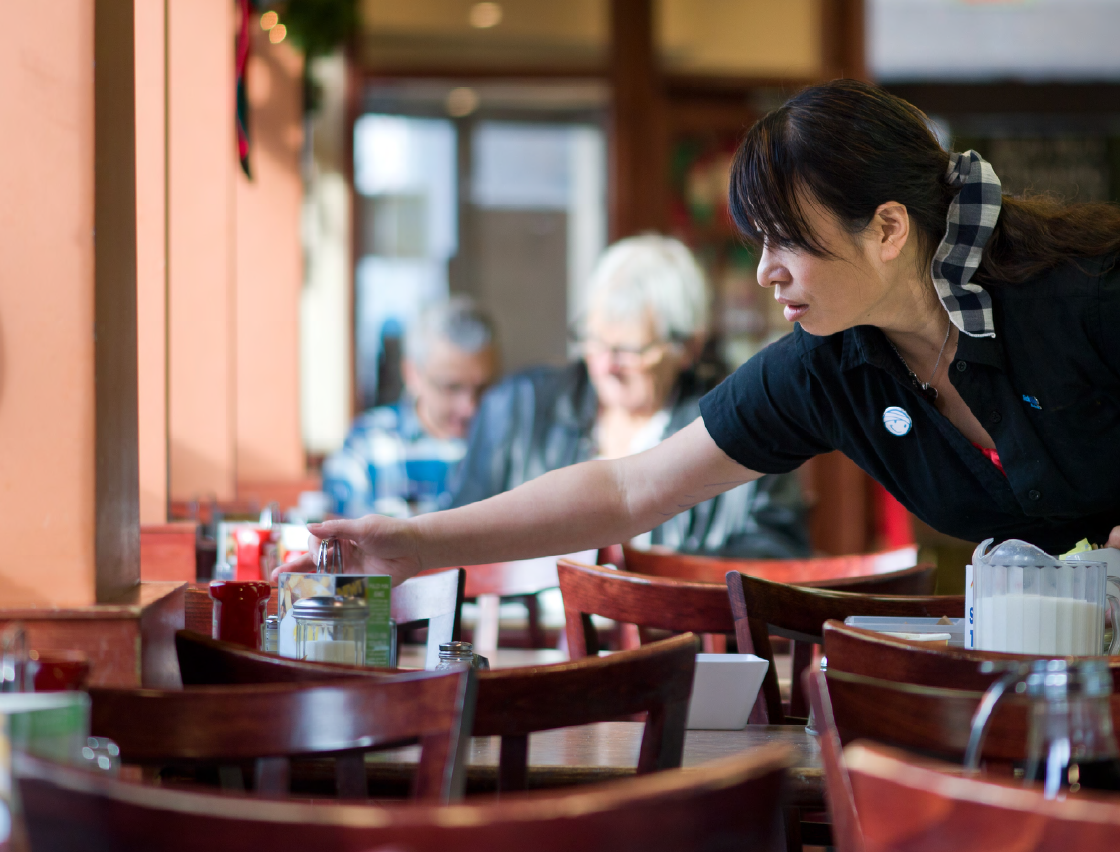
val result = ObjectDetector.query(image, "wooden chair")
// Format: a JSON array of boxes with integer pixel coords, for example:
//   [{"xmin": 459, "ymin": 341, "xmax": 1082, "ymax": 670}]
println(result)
[
  {"xmin": 727, "ymin": 571, "xmax": 963, "ymax": 723},
  {"xmin": 88, "ymin": 669, "xmax": 477, "ymax": 802},
  {"xmin": 16, "ymin": 744, "xmax": 792, "ymax": 852},
  {"xmin": 456, "ymin": 549, "xmax": 606, "ymax": 653},
  {"xmin": 845, "ymin": 741, "xmax": 1120, "ymax": 852},
  {"xmin": 623, "ymin": 544, "xmax": 919, "ymax": 586},
  {"xmin": 557, "ymin": 560, "xmax": 735, "ymax": 660},
  {"xmin": 806, "ymin": 662, "xmax": 1120, "ymax": 852},
  {"xmin": 184, "ymin": 567, "xmax": 465, "ymax": 669},
  {"xmin": 461, "ymin": 557, "xmax": 565, "ymax": 652},
  {"xmin": 823, "ymin": 620, "xmax": 1120, "ymax": 692},
  {"xmin": 175, "ymin": 629, "xmax": 699, "ymax": 793}
]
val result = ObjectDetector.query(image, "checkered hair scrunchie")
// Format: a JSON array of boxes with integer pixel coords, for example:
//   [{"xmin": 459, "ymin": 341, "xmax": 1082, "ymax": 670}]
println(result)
[{"xmin": 931, "ymin": 150, "xmax": 1003, "ymax": 338}]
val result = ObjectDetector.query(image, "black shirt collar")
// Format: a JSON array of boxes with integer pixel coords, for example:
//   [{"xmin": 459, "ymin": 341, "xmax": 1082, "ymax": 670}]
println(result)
[{"xmin": 840, "ymin": 324, "xmax": 1005, "ymax": 374}]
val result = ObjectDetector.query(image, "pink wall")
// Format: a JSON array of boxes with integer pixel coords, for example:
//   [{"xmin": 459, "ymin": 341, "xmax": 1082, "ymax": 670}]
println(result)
[
  {"xmin": 235, "ymin": 30, "xmax": 306, "ymax": 485},
  {"xmin": 0, "ymin": 4, "xmax": 97, "ymax": 605},
  {"xmin": 167, "ymin": 0, "xmax": 237, "ymax": 503},
  {"xmin": 136, "ymin": 0, "xmax": 168, "ymax": 524}
]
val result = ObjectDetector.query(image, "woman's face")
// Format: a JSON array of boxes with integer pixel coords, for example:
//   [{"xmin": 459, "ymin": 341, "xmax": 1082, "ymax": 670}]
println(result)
[
  {"xmin": 755, "ymin": 197, "xmax": 898, "ymax": 337},
  {"xmin": 584, "ymin": 308, "xmax": 687, "ymax": 416}
]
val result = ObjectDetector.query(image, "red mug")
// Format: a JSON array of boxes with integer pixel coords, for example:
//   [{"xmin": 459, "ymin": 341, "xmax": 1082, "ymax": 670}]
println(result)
[
  {"xmin": 209, "ymin": 580, "xmax": 272, "ymax": 649},
  {"xmin": 28, "ymin": 649, "xmax": 91, "ymax": 692}
]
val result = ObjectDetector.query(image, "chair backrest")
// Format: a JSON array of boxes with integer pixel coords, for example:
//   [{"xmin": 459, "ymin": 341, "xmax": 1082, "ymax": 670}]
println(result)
[
  {"xmin": 175, "ymin": 629, "xmax": 699, "ymax": 793},
  {"xmin": 622, "ymin": 545, "xmax": 919, "ymax": 585},
  {"xmin": 392, "ymin": 568, "xmax": 465, "ymax": 668},
  {"xmin": 458, "ymin": 558, "xmax": 562, "ymax": 653},
  {"xmin": 727, "ymin": 570, "xmax": 963, "ymax": 724},
  {"xmin": 822, "ymin": 666, "xmax": 1027, "ymax": 763},
  {"xmin": 16, "ymin": 744, "xmax": 792, "ymax": 852},
  {"xmin": 805, "ymin": 662, "xmax": 864, "ymax": 852},
  {"xmin": 807, "ymin": 664, "xmax": 1120, "ymax": 852},
  {"xmin": 844, "ymin": 741, "xmax": 1120, "ymax": 852},
  {"xmin": 460, "ymin": 558, "xmax": 562, "ymax": 599},
  {"xmin": 556, "ymin": 560, "xmax": 734, "ymax": 659},
  {"xmin": 184, "ymin": 568, "xmax": 465, "ymax": 669},
  {"xmin": 89, "ymin": 669, "xmax": 477, "ymax": 802},
  {"xmin": 823, "ymin": 620, "xmax": 1120, "ymax": 692}
]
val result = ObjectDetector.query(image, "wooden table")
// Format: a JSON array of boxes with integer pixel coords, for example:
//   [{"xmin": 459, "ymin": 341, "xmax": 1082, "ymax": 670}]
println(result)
[
  {"xmin": 360, "ymin": 721, "xmax": 823, "ymax": 805},
  {"xmin": 397, "ymin": 644, "xmax": 567, "ymax": 670}
]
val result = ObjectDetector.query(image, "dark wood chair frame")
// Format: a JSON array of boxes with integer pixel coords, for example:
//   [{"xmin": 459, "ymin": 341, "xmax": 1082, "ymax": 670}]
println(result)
[
  {"xmin": 622, "ymin": 544, "xmax": 921, "ymax": 586},
  {"xmin": 175, "ymin": 628, "xmax": 700, "ymax": 793},
  {"xmin": 822, "ymin": 620, "xmax": 1120, "ymax": 693},
  {"xmin": 15, "ymin": 743, "xmax": 793, "ymax": 852},
  {"xmin": 89, "ymin": 668, "xmax": 477, "ymax": 802},
  {"xmin": 726, "ymin": 570, "xmax": 963, "ymax": 724},
  {"xmin": 557, "ymin": 560, "xmax": 736, "ymax": 660}
]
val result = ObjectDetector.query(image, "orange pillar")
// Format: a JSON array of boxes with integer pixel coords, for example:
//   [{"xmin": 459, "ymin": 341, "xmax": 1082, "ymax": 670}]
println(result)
[
  {"xmin": 0, "ymin": 1, "xmax": 140, "ymax": 606},
  {"xmin": 136, "ymin": 0, "xmax": 169, "ymax": 524},
  {"xmin": 167, "ymin": 0, "xmax": 237, "ymax": 503},
  {"xmin": 234, "ymin": 27, "xmax": 306, "ymax": 488}
]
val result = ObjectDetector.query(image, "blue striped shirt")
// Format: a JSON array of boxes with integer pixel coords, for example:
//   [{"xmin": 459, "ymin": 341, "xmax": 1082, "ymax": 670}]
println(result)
[{"xmin": 322, "ymin": 399, "xmax": 466, "ymax": 518}]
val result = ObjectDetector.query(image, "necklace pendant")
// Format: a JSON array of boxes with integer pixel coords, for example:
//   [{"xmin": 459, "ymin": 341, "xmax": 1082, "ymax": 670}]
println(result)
[{"xmin": 919, "ymin": 382, "xmax": 938, "ymax": 402}]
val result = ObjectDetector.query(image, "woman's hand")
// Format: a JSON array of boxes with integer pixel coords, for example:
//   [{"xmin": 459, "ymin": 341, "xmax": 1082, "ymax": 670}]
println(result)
[
  {"xmin": 1109, "ymin": 526, "xmax": 1120, "ymax": 549},
  {"xmin": 270, "ymin": 515, "xmax": 421, "ymax": 585}
]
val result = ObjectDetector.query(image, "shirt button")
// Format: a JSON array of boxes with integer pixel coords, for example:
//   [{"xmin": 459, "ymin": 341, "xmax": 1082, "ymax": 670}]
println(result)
[
  {"xmin": 989, "ymin": 411, "xmax": 1002, "ymax": 424},
  {"xmin": 956, "ymin": 361, "xmax": 968, "ymax": 372},
  {"xmin": 1029, "ymin": 489, "xmax": 1041, "ymax": 501}
]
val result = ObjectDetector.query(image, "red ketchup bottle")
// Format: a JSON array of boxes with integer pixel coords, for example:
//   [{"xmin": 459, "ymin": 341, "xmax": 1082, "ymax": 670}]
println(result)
[{"xmin": 208, "ymin": 580, "xmax": 272, "ymax": 649}]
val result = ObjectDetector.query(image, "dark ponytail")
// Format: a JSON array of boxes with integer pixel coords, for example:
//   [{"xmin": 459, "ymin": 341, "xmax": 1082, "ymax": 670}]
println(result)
[{"xmin": 730, "ymin": 79, "xmax": 1120, "ymax": 284}]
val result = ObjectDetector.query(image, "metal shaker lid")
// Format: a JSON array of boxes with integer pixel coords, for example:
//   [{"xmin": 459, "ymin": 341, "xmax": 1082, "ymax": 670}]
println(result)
[
  {"xmin": 439, "ymin": 641, "xmax": 475, "ymax": 659},
  {"xmin": 292, "ymin": 595, "xmax": 368, "ymax": 620}
]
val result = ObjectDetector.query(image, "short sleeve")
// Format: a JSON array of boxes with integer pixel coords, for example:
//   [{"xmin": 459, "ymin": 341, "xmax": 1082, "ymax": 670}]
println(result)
[{"xmin": 699, "ymin": 331, "xmax": 834, "ymax": 474}]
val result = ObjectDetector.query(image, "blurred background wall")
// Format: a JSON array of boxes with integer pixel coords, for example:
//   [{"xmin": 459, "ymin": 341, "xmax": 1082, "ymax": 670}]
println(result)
[
  {"xmin": 137, "ymin": 0, "xmax": 1120, "ymax": 559},
  {"xmin": 5, "ymin": 0, "xmax": 1120, "ymax": 603}
]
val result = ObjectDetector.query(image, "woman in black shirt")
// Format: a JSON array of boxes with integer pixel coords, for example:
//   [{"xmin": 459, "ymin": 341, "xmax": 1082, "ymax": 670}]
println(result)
[{"xmin": 282, "ymin": 80, "xmax": 1120, "ymax": 581}]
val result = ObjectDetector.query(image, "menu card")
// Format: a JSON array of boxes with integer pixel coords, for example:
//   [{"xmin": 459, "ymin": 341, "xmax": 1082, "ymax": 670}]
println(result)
[{"xmin": 276, "ymin": 573, "xmax": 394, "ymax": 666}]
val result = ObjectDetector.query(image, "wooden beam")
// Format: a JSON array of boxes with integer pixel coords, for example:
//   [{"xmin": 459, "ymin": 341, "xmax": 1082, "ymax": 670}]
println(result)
[
  {"xmin": 820, "ymin": 0, "xmax": 867, "ymax": 81},
  {"xmin": 94, "ymin": 0, "xmax": 141, "ymax": 601},
  {"xmin": 608, "ymin": 0, "xmax": 666, "ymax": 240}
]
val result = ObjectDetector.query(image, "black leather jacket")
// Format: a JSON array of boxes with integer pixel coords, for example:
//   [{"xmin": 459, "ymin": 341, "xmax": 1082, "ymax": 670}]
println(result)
[{"xmin": 450, "ymin": 361, "xmax": 811, "ymax": 558}]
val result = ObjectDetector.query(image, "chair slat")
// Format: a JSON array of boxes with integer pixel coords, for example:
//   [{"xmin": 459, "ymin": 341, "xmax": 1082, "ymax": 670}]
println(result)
[{"xmin": 90, "ymin": 669, "xmax": 476, "ymax": 802}]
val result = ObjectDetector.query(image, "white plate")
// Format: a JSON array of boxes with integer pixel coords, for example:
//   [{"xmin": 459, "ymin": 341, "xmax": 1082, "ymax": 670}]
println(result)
[{"xmin": 685, "ymin": 653, "xmax": 769, "ymax": 730}]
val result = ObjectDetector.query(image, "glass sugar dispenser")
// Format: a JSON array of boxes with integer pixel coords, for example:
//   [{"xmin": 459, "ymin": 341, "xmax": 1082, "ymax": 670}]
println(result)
[
  {"xmin": 966, "ymin": 658, "xmax": 1120, "ymax": 797},
  {"xmin": 293, "ymin": 595, "xmax": 368, "ymax": 665}
]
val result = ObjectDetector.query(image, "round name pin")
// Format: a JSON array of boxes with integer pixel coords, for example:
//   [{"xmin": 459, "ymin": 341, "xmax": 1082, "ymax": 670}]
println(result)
[{"xmin": 882, "ymin": 406, "xmax": 912, "ymax": 437}]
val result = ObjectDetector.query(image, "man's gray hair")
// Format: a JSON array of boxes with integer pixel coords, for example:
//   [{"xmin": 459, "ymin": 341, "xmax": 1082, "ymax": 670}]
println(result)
[
  {"xmin": 586, "ymin": 235, "xmax": 710, "ymax": 341},
  {"xmin": 404, "ymin": 296, "xmax": 496, "ymax": 366}
]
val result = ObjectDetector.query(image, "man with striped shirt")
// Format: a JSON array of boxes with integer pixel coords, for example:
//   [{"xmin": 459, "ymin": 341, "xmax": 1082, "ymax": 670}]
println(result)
[{"xmin": 323, "ymin": 298, "xmax": 498, "ymax": 518}]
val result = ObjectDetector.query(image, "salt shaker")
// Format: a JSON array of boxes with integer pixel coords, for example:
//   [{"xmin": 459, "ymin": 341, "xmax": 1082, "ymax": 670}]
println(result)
[
  {"xmin": 262, "ymin": 615, "xmax": 280, "ymax": 654},
  {"xmin": 434, "ymin": 641, "xmax": 490, "ymax": 671}
]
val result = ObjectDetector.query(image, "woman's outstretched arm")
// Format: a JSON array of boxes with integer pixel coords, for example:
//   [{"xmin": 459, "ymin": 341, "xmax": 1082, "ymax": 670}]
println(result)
[{"xmin": 276, "ymin": 418, "xmax": 759, "ymax": 584}]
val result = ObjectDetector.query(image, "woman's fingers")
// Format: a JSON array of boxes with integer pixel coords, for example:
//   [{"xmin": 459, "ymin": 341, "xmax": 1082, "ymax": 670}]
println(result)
[
  {"xmin": 271, "ymin": 550, "xmax": 316, "ymax": 581},
  {"xmin": 308, "ymin": 518, "xmax": 369, "ymax": 544},
  {"xmin": 1108, "ymin": 526, "xmax": 1120, "ymax": 549}
]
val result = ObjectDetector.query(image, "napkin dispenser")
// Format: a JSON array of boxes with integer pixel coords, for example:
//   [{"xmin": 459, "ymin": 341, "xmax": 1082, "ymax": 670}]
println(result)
[{"xmin": 684, "ymin": 653, "xmax": 769, "ymax": 730}]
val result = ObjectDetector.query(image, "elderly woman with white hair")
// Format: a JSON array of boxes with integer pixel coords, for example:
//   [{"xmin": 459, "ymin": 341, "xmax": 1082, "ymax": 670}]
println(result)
[{"xmin": 449, "ymin": 235, "xmax": 809, "ymax": 558}]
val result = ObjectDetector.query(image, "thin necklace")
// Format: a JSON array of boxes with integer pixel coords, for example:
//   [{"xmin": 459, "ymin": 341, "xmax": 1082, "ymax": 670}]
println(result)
[{"xmin": 887, "ymin": 321, "xmax": 952, "ymax": 402}]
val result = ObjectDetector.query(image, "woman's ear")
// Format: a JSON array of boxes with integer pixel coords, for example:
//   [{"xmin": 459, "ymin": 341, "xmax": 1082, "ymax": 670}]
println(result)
[{"xmin": 873, "ymin": 201, "xmax": 911, "ymax": 263}]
